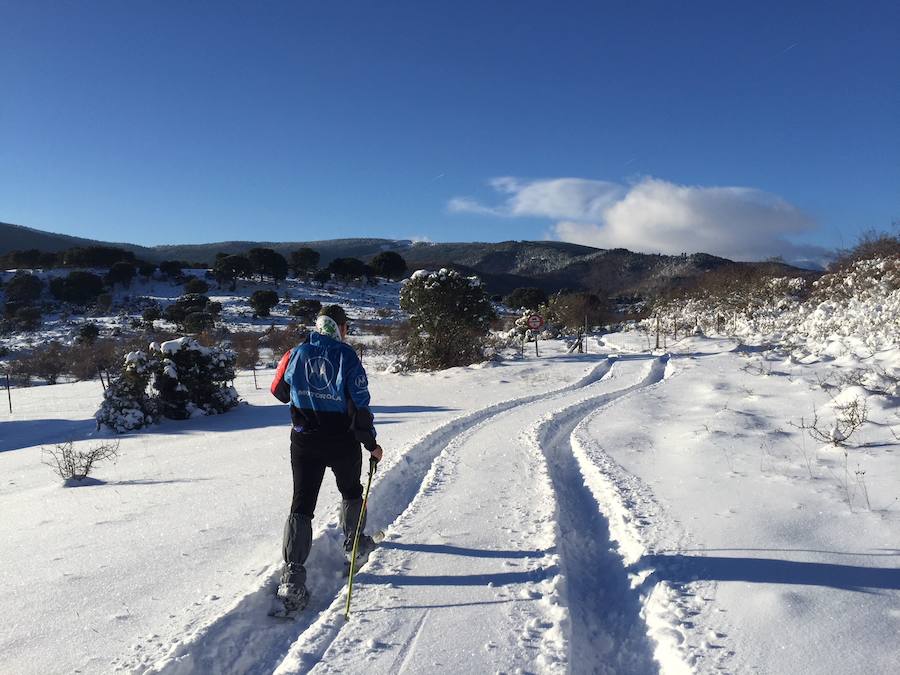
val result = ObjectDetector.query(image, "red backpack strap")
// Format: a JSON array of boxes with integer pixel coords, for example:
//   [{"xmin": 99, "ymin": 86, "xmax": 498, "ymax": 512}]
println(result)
[{"xmin": 270, "ymin": 349, "xmax": 293, "ymax": 403}]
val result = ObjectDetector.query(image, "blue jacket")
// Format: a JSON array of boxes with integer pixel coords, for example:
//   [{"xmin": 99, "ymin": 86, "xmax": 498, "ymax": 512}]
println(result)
[{"xmin": 271, "ymin": 332, "xmax": 377, "ymax": 449}]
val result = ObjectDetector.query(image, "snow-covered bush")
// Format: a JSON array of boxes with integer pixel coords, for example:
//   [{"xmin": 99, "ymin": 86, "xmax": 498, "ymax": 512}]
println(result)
[
  {"xmin": 796, "ymin": 257, "xmax": 900, "ymax": 352},
  {"xmin": 96, "ymin": 338, "xmax": 238, "ymax": 431},
  {"xmin": 149, "ymin": 337, "xmax": 238, "ymax": 420},
  {"xmin": 96, "ymin": 350, "xmax": 157, "ymax": 432},
  {"xmin": 644, "ymin": 255, "xmax": 900, "ymax": 355},
  {"xmin": 399, "ymin": 268, "xmax": 496, "ymax": 370}
]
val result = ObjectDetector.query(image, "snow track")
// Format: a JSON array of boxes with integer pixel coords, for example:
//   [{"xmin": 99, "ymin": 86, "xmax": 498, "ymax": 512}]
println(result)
[
  {"xmin": 533, "ymin": 355, "xmax": 668, "ymax": 674},
  {"xmin": 273, "ymin": 354, "xmax": 670, "ymax": 674},
  {"xmin": 141, "ymin": 357, "xmax": 616, "ymax": 675},
  {"xmin": 142, "ymin": 352, "xmax": 674, "ymax": 674}
]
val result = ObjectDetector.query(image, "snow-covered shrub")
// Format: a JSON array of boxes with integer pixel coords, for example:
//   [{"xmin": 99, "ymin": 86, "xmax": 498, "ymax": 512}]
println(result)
[
  {"xmin": 647, "ymin": 270, "xmax": 810, "ymax": 339},
  {"xmin": 149, "ymin": 337, "xmax": 238, "ymax": 420},
  {"xmin": 645, "ymin": 249, "xmax": 899, "ymax": 355},
  {"xmin": 501, "ymin": 309, "xmax": 553, "ymax": 345},
  {"xmin": 796, "ymin": 257, "xmax": 900, "ymax": 352},
  {"xmin": 96, "ymin": 338, "xmax": 238, "ymax": 431},
  {"xmin": 43, "ymin": 439, "xmax": 120, "ymax": 484},
  {"xmin": 96, "ymin": 350, "xmax": 157, "ymax": 432},
  {"xmin": 399, "ymin": 268, "xmax": 496, "ymax": 370},
  {"xmin": 500, "ymin": 292, "xmax": 603, "ymax": 345}
]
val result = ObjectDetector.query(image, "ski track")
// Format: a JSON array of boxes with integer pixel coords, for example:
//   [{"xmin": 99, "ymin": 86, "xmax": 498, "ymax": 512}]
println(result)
[
  {"xmin": 272, "ymin": 353, "xmax": 671, "ymax": 674},
  {"xmin": 137, "ymin": 354, "xmax": 617, "ymax": 675}
]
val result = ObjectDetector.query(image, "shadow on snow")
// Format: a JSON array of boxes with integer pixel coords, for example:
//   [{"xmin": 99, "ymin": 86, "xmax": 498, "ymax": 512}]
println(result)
[{"xmin": 641, "ymin": 553, "xmax": 900, "ymax": 593}]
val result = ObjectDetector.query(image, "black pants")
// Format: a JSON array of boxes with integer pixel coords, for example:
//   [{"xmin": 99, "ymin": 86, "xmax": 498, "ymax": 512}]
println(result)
[{"xmin": 289, "ymin": 430, "xmax": 363, "ymax": 518}]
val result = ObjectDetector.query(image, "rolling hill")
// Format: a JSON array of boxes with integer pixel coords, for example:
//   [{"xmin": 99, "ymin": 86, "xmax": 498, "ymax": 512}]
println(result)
[{"xmin": 0, "ymin": 220, "xmax": 817, "ymax": 297}]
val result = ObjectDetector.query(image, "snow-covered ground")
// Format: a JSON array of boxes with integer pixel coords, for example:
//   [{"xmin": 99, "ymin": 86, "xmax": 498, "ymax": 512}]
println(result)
[{"xmin": 3, "ymin": 327, "xmax": 898, "ymax": 673}]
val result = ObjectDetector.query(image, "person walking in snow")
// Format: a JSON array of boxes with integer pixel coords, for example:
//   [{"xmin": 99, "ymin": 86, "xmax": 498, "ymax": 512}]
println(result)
[{"xmin": 270, "ymin": 304, "xmax": 383, "ymax": 612}]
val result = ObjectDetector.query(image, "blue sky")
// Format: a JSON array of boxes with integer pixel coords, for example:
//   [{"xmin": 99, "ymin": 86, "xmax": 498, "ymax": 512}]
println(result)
[{"xmin": 1, "ymin": 1, "xmax": 897, "ymax": 263}]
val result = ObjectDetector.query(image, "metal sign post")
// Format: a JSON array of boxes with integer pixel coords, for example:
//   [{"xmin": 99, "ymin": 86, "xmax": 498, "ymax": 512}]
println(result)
[{"xmin": 526, "ymin": 314, "xmax": 544, "ymax": 357}]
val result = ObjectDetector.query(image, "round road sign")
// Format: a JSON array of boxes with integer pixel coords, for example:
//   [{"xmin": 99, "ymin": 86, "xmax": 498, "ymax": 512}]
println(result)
[{"xmin": 526, "ymin": 314, "xmax": 544, "ymax": 330}]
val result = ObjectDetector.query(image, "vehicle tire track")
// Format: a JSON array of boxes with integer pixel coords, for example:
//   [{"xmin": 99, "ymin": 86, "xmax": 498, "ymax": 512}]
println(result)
[
  {"xmin": 273, "ymin": 355, "xmax": 668, "ymax": 674},
  {"xmin": 533, "ymin": 355, "xmax": 669, "ymax": 674},
  {"xmin": 139, "ymin": 357, "xmax": 616, "ymax": 675}
]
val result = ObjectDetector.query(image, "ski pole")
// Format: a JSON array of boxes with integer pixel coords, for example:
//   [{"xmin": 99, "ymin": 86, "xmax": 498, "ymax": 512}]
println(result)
[{"xmin": 345, "ymin": 457, "xmax": 377, "ymax": 619}]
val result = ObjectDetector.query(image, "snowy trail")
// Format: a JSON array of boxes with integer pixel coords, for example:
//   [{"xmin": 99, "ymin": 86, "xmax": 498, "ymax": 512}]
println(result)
[
  {"xmin": 535, "ymin": 355, "xmax": 668, "ymax": 674},
  {"xmin": 271, "ymin": 353, "xmax": 669, "ymax": 674},
  {"xmin": 141, "ymin": 353, "xmax": 617, "ymax": 675}
]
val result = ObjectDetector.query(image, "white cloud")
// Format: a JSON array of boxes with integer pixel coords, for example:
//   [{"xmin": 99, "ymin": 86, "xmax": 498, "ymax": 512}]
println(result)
[
  {"xmin": 450, "ymin": 176, "xmax": 829, "ymax": 265},
  {"xmin": 448, "ymin": 177, "xmax": 623, "ymax": 220}
]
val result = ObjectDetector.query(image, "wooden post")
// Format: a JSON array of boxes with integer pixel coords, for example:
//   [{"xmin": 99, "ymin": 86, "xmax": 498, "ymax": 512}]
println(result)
[
  {"xmin": 673, "ymin": 317, "xmax": 678, "ymax": 340},
  {"xmin": 252, "ymin": 365, "xmax": 259, "ymax": 390},
  {"xmin": 655, "ymin": 315, "xmax": 660, "ymax": 350},
  {"xmin": 98, "ymin": 366, "xmax": 106, "ymax": 391},
  {"xmin": 6, "ymin": 373, "xmax": 11, "ymax": 414},
  {"xmin": 584, "ymin": 315, "xmax": 588, "ymax": 353}
]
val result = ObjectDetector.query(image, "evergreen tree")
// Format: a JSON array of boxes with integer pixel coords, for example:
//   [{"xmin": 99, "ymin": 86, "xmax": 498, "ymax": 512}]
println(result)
[
  {"xmin": 4, "ymin": 272, "xmax": 44, "ymax": 316},
  {"xmin": 49, "ymin": 271, "xmax": 104, "ymax": 305},
  {"xmin": 371, "ymin": 251, "xmax": 407, "ymax": 280},
  {"xmin": 149, "ymin": 338, "xmax": 238, "ymax": 420},
  {"xmin": 250, "ymin": 289, "xmax": 279, "ymax": 317},
  {"xmin": 504, "ymin": 287, "xmax": 548, "ymax": 311},
  {"xmin": 95, "ymin": 351, "xmax": 157, "ymax": 432},
  {"xmin": 290, "ymin": 248, "xmax": 320, "ymax": 277},
  {"xmin": 107, "ymin": 261, "xmax": 137, "ymax": 287},
  {"xmin": 399, "ymin": 269, "xmax": 496, "ymax": 369},
  {"xmin": 326, "ymin": 257, "xmax": 367, "ymax": 281},
  {"xmin": 248, "ymin": 248, "xmax": 288, "ymax": 283},
  {"xmin": 213, "ymin": 254, "xmax": 252, "ymax": 291}
]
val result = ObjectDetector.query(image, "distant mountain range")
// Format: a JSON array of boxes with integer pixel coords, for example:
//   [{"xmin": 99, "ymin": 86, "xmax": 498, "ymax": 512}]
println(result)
[{"xmin": 0, "ymin": 221, "xmax": 817, "ymax": 297}]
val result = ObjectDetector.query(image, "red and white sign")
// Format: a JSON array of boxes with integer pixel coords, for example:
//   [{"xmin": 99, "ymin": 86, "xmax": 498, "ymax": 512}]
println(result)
[{"xmin": 526, "ymin": 314, "xmax": 544, "ymax": 330}]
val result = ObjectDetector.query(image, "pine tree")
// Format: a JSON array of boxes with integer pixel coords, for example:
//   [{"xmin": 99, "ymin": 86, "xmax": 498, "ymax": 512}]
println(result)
[{"xmin": 399, "ymin": 268, "xmax": 496, "ymax": 369}]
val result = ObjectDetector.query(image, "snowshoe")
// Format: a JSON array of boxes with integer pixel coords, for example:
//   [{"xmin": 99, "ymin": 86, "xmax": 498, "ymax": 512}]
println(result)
[
  {"xmin": 342, "ymin": 530, "xmax": 385, "ymax": 577},
  {"xmin": 269, "ymin": 582, "xmax": 310, "ymax": 619}
]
